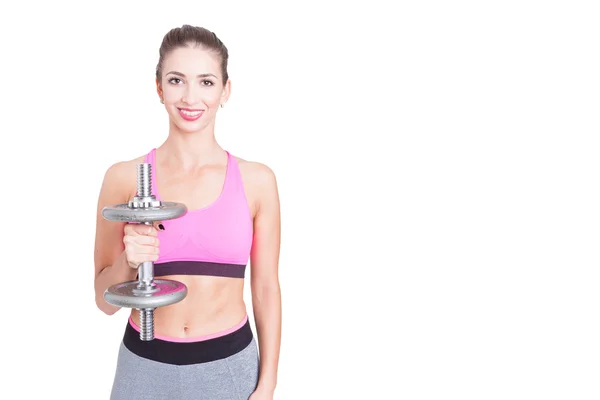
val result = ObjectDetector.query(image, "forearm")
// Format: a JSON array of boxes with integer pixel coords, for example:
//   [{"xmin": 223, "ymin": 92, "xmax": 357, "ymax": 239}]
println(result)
[
  {"xmin": 94, "ymin": 251, "xmax": 137, "ymax": 315},
  {"xmin": 252, "ymin": 284, "xmax": 282, "ymax": 391}
]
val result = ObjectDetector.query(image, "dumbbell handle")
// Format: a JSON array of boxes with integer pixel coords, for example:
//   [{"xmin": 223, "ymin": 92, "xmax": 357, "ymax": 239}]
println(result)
[
  {"xmin": 136, "ymin": 225, "xmax": 157, "ymax": 341},
  {"xmin": 138, "ymin": 261, "xmax": 155, "ymax": 288},
  {"xmin": 137, "ymin": 221, "xmax": 156, "ymax": 290}
]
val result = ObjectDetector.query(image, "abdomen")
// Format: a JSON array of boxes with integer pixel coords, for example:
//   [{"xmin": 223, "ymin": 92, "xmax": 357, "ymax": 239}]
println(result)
[{"xmin": 130, "ymin": 275, "xmax": 247, "ymax": 338}]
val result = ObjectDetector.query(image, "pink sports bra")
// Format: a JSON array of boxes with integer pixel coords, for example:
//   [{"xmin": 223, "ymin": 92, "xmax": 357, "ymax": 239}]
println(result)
[{"xmin": 144, "ymin": 148, "xmax": 253, "ymax": 278}]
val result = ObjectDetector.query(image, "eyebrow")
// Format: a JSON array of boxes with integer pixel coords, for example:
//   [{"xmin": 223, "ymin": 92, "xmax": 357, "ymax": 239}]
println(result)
[{"xmin": 166, "ymin": 71, "xmax": 218, "ymax": 79}]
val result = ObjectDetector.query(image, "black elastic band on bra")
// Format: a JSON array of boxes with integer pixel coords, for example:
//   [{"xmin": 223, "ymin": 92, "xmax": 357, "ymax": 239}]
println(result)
[
  {"xmin": 123, "ymin": 319, "xmax": 253, "ymax": 365},
  {"xmin": 154, "ymin": 260, "xmax": 246, "ymax": 278}
]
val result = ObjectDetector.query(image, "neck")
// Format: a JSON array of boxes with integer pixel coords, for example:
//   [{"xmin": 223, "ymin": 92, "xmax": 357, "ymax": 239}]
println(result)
[{"xmin": 159, "ymin": 120, "xmax": 225, "ymax": 169}]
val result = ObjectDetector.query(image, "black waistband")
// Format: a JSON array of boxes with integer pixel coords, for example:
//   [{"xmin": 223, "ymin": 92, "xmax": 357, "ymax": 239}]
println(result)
[
  {"xmin": 123, "ymin": 319, "xmax": 253, "ymax": 365},
  {"xmin": 154, "ymin": 260, "xmax": 247, "ymax": 278}
]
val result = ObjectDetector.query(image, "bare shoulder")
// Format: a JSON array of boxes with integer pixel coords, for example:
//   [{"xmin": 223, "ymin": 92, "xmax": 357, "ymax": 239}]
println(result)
[
  {"xmin": 99, "ymin": 154, "xmax": 147, "ymax": 202},
  {"xmin": 233, "ymin": 156, "xmax": 279, "ymax": 216},
  {"xmin": 234, "ymin": 156, "xmax": 278, "ymax": 189}
]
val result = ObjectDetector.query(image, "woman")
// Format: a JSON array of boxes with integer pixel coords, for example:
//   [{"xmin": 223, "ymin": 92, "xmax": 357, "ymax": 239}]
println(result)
[{"xmin": 93, "ymin": 25, "xmax": 281, "ymax": 400}]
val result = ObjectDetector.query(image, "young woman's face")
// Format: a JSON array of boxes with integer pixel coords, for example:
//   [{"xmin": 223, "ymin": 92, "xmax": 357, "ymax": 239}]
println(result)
[{"xmin": 157, "ymin": 46, "xmax": 229, "ymax": 133}]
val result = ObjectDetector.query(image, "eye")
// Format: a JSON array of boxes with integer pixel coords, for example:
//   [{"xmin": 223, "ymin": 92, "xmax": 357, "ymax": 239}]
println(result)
[
  {"xmin": 202, "ymin": 80, "xmax": 214, "ymax": 86},
  {"xmin": 168, "ymin": 78, "xmax": 182, "ymax": 85}
]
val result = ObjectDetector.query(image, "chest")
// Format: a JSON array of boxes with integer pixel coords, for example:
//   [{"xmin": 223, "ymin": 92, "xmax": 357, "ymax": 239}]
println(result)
[
  {"xmin": 151, "ymin": 163, "xmax": 253, "ymax": 263},
  {"xmin": 156, "ymin": 208, "xmax": 253, "ymax": 263},
  {"xmin": 156, "ymin": 164, "xmax": 226, "ymax": 211}
]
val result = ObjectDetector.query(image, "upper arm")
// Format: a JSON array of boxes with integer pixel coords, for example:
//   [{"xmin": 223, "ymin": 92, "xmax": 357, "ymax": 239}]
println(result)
[
  {"xmin": 249, "ymin": 163, "xmax": 281, "ymax": 289},
  {"xmin": 93, "ymin": 161, "xmax": 132, "ymax": 279}
]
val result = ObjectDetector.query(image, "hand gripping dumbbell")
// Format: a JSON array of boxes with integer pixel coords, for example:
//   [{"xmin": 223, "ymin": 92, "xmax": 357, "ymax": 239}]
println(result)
[{"xmin": 102, "ymin": 163, "xmax": 188, "ymax": 341}]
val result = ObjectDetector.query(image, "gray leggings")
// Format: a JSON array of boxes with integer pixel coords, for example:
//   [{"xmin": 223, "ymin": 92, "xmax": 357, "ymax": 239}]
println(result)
[{"xmin": 110, "ymin": 319, "xmax": 259, "ymax": 400}]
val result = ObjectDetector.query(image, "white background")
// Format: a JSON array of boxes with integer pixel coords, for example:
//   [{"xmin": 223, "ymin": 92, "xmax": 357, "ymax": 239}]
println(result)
[{"xmin": 1, "ymin": 1, "xmax": 599, "ymax": 399}]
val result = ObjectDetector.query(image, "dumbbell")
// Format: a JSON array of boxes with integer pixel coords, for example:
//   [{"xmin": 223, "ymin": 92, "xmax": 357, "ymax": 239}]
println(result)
[{"xmin": 102, "ymin": 163, "xmax": 188, "ymax": 341}]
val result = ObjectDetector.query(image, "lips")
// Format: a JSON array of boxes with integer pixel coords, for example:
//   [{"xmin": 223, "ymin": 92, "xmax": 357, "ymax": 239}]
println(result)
[{"xmin": 177, "ymin": 107, "xmax": 204, "ymax": 121}]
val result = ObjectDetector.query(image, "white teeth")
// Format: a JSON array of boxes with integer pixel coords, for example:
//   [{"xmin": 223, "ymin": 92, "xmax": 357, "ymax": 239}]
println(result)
[{"xmin": 180, "ymin": 109, "xmax": 202, "ymax": 116}]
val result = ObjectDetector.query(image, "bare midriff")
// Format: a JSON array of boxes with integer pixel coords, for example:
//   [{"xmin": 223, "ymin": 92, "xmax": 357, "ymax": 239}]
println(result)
[{"xmin": 130, "ymin": 275, "xmax": 247, "ymax": 338}]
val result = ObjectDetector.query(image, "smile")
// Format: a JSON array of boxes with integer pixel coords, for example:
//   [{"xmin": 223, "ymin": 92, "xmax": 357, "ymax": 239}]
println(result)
[{"xmin": 177, "ymin": 108, "xmax": 204, "ymax": 121}]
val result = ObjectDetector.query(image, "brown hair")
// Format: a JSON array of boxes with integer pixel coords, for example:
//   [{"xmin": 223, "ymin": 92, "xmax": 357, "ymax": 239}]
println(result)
[{"xmin": 155, "ymin": 25, "xmax": 229, "ymax": 85}]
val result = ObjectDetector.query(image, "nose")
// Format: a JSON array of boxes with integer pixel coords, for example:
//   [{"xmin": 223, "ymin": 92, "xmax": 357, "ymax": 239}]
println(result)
[{"xmin": 182, "ymin": 84, "xmax": 200, "ymax": 105}]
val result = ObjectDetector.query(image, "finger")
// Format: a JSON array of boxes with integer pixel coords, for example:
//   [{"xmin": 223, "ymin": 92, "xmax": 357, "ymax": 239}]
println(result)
[
  {"xmin": 128, "ymin": 253, "xmax": 159, "ymax": 266},
  {"xmin": 131, "ymin": 223, "xmax": 158, "ymax": 236},
  {"xmin": 132, "ymin": 243, "xmax": 160, "ymax": 256},
  {"xmin": 152, "ymin": 221, "xmax": 165, "ymax": 231},
  {"xmin": 132, "ymin": 235, "xmax": 160, "ymax": 246}
]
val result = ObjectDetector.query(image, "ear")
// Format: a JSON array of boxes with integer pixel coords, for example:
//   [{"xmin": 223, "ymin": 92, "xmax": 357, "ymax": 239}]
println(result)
[
  {"xmin": 221, "ymin": 79, "xmax": 231, "ymax": 105},
  {"xmin": 155, "ymin": 78, "xmax": 163, "ymax": 101}
]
